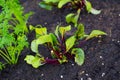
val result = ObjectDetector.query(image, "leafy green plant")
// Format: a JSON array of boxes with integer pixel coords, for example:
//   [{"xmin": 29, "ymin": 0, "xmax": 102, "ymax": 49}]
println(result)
[
  {"xmin": 24, "ymin": 24, "xmax": 107, "ymax": 68},
  {"xmin": 0, "ymin": 62, "xmax": 5, "ymax": 71},
  {"xmin": 39, "ymin": 0, "xmax": 101, "ymax": 26},
  {"xmin": 39, "ymin": 0, "xmax": 101, "ymax": 14},
  {"xmin": 66, "ymin": 9, "xmax": 81, "ymax": 27},
  {"xmin": 0, "ymin": 0, "xmax": 32, "ymax": 67}
]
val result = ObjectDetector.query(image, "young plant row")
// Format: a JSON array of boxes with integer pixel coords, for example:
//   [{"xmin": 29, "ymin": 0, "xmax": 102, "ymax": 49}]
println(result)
[
  {"xmin": 0, "ymin": 0, "xmax": 106, "ymax": 70},
  {"xmin": 24, "ymin": 0, "xmax": 106, "ymax": 68},
  {"xmin": 39, "ymin": 0, "xmax": 101, "ymax": 26},
  {"xmin": 0, "ymin": 0, "xmax": 32, "ymax": 70},
  {"xmin": 24, "ymin": 24, "xmax": 106, "ymax": 68}
]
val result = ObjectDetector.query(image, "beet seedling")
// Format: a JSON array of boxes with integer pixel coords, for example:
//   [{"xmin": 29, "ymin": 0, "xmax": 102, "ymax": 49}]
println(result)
[
  {"xmin": 39, "ymin": 0, "xmax": 101, "ymax": 26},
  {"xmin": 25, "ymin": 24, "xmax": 107, "ymax": 68},
  {"xmin": 39, "ymin": 0, "xmax": 101, "ymax": 15}
]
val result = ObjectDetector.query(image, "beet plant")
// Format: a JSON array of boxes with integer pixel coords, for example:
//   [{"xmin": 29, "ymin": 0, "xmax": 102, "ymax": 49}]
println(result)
[
  {"xmin": 0, "ymin": 0, "xmax": 32, "ymax": 69},
  {"xmin": 24, "ymin": 24, "xmax": 106, "ymax": 68},
  {"xmin": 39, "ymin": 0, "xmax": 101, "ymax": 26},
  {"xmin": 39, "ymin": 0, "xmax": 100, "ymax": 14}
]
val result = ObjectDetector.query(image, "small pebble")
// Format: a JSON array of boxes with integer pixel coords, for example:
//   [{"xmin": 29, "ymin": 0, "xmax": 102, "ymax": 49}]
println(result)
[
  {"xmin": 102, "ymin": 73, "xmax": 105, "ymax": 77},
  {"xmin": 81, "ymin": 78, "xmax": 83, "ymax": 80},
  {"xmin": 98, "ymin": 40, "xmax": 102, "ymax": 43},
  {"xmin": 85, "ymin": 74, "xmax": 89, "ymax": 76},
  {"xmin": 98, "ymin": 36, "xmax": 102, "ymax": 38},
  {"xmin": 44, "ymin": 22, "xmax": 47, "ymax": 25},
  {"xmin": 79, "ymin": 71, "xmax": 85, "ymax": 75},
  {"xmin": 102, "ymin": 63, "xmax": 104, "ymax": 65},
  {"xmin": 51, "ymin": 50, "xmax": 53, "ymax": 53},
  {"xmin": 60, "ymin": 75, "xmax": 63, "ymax": 78},
  {"xmin": 71, "ymin": 63, "xmax": 74, "ymax": 66},
  {"xmin": 41, "ymin": 74, "xmax": 44, "ymax": 77},
  {"xmin": 100, "ymin": 56, "xmax": 103, "ymax": 59},
  {"xmin": 87, "ymin": 77, "xmax": 92, "ymax": 80},
  {"xmin": 117, "ymin": 41, "xmax": 120, "ymax": 43},
  {"xmin": 112, "ymin": 39, "xmax": 115, "ymax": 41},
  {"xmin": 119, "ymin": 14, "xmax": 120, "ymax": 16}
]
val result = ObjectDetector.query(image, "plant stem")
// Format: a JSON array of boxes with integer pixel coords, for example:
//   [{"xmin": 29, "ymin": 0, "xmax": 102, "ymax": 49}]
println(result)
[
  {"xmin": 60, "ymin": 35, "xmax": 66, "ymax": 53},
  {"xmin": 45, "ymin": 58, "xmax": 60, "ymax": 64},
  {"xmin": 77, "ymin": 40, "xmax": 87, "ymax": 48},
  {"xmin": 0, "ymin": 50, "xmax": 11, "ymax": 64},
  {"xmin": 3, "ymin": 46, "xmax": 10, "ymax": 58},
  {"xmin": 52, "ymin": 48, "xmax": 62, "ymax": 59}
]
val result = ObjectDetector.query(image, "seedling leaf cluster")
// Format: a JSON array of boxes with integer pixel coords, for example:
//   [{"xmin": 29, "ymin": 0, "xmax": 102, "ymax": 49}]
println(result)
[
  {"xmin": 0, "ymin": 0, "xmax": 32, "ymax": 69},
  {"xmin": 24, "ymin": 24, "xmax": 106, "ymax": 68},
  {"xmin": 0, "ymin": 0, "xmax": 107, "ymax": 70},
  {"xmin": 39, "ymin": 0, "xmax": 101, "ymax": 26}
]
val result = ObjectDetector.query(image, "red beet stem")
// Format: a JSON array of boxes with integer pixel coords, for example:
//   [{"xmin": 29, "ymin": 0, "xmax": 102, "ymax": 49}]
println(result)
[{"xmin": 45, "ymin": 58, "xmax": 60, "ymax": 64}]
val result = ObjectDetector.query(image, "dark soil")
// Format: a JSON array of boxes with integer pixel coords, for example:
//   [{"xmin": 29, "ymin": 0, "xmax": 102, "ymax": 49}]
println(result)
[{"xmin": 0, "ymin": 0, "xmax": 120, "ymax": 80}]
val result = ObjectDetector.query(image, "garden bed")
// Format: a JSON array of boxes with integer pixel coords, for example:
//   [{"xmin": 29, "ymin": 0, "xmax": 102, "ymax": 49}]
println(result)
[{"xmin": 0, "ymin": 0, "xmax": 120, "ymax": 80}]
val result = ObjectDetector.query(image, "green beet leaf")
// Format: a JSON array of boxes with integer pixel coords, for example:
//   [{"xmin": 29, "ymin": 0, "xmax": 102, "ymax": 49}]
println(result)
[
  {"xmin": 49, "ymin": 33, "xmax": 58, "ymax": 45},
  {"xmin": 66, "ymin": 13, "xmax": 75, "ymax": 23},
  {"xmin": 58, "ymin": 0, "xmax": 71, "ymax": 8},
  {"xmin": 39, "ymin": 2, "xmax": 53, "ymax": 10},
  {"xmin": 85, "ymin": 0, "xmax": 101, "ymax": 15},
  {"xmin": 31, "ymin": 40, "xmax": 39, "ymax": 53},
  {"xmin": 35, "ymin": 27, "xmax": 47, "ymax": 35},
  {"xmin": 58, "ymin": 55, "xmax": 68, "ymax": 64},
  {"xmin": 44, "ymin": 0, "xmax": 59, "ymax": 3},
  {"xmin": 86, "ymin": 30, "xmax": 107, "ymax": 40},
  {"xmin": 72, "ymin": 48, "xmax": 85, "ymax": 66},
  {"xmin": 85, "ymin": 0, "xmax": 92, "ymax": 12},
  {"xmin": 29, "ymin": 25, "xmax": 35, "ymax": 31},
  {"xmin": 31, "ymin": 56, "xmax": 43, "ymax": 68},
  {"xmin": 55, "ymin": 25, "xmax": 59, "ymax": 38},
  {"xmin": 66, "ymin": 9, "xmax": 80, "ymax": 27},
  {"xmin": 75, "ymin": 24, "xmax": 85, "ymax": 39},
  {"xmin": 59, "ymin": 25, "xmax": 71, "ymax": 38},
  {"xmin": 24, "ymin": 55, "xmax": 44, "ymax": 68},
  {"xmin": 74, "ymin": 9, "xmax": 81, "ymax": 26},
  {"xmin": 36, "ymin": 34, "xmax": 53, "ymax": 45},
  {"xmin": 24, "ymin": 55, "xmax": 35, "ymax": 64},
  {"xmin": 65, "ymin": 36, "xmax": 76, "ymax": 52},
  {"xmin": 90, "ymin": 8, "xmax": 101, "ymax": 15}
]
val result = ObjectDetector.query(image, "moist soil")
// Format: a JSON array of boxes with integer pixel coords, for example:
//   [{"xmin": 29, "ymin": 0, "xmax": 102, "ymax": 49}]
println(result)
[{"xmin": 0, "ymin": 0, "xmax": 120, "ymax": 80}]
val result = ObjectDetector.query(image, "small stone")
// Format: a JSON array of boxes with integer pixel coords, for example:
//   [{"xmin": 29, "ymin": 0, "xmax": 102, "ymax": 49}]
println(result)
[
  {"xmin": 98, "ymin": 40, "xmax": 102, "ymax": 43},
  {"xmin": 60, "ymin": 75, "xmax": 63, "ymax": 78},
  {"xmin": 119, "ymin": 14, "xmax": 120, "ymax": 16},
  {"xmin": 79, "ymin": 71, "xmax": 85, "ymax": 75},
  {"xmin": 112, "ymin": 39, "xmax": 115, "ymax": 41},
  {"xmin": 71, "ymin": 63, "xmax": 74, "ymax": 66},
  {"xmin": 117, "ymin": 41, "xmax": 120, "ymax": 43},
  {"xmin": 85, "ymin": 74, "xmax": 89, "ymax": 76},
  {"xmin": 51, "ymin": 50, "xmax": 53, "ymax": 53},
  {"xmin": 41, "ymin": 74, "xmax": 44, "ymax": 76},
  {"xmin": 98, "ymin": 36, "xmax": 102, "ymax": 38},
  {"xmin": 87, "ymin": 77, "xmax": 92, "ymax": 80},
  {"xmin": 44, "ymin": 22, "xmax": 47, "ymax": 25},
  {"xmin": 102, "ymin": 63, "xmax": 104, "ymax": 65},
  {"xmin": 81, "ymin": 78, "xmax": 83, "ymax": 80},
  {"xmin": 100, "ymin": 56, "xmax": 103, "ymax": 59},
  {"xmin": 102, "ymin": 73, "xmax": 105, "ymax": 77}
]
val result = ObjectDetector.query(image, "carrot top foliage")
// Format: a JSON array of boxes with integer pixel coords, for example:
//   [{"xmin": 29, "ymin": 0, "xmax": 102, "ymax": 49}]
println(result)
[{"xmin": 0, "ymin": 0, "xmax": 32, "ymax": 70}]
